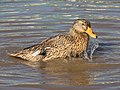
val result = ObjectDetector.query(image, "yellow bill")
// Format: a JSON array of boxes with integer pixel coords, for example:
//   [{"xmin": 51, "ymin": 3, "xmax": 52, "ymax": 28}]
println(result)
[{"xmin": 85, "ymin": 27, "xmax": 97, "ymax": 38}]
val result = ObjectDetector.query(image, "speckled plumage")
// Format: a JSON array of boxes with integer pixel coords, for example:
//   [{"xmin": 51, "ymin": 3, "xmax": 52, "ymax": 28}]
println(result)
[{"xmin": 9, "ymin": 19, "xmax": 97, "ymax": 62}]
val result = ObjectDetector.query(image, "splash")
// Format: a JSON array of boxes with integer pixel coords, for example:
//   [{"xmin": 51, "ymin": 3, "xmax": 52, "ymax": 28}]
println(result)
[
  {"xmin": 89, "ymin": 39, "xmax": 99, "ymax": 60},
  {"xmin": 84, "ymin": 38, "xmax": 99, "ymax": 61}
]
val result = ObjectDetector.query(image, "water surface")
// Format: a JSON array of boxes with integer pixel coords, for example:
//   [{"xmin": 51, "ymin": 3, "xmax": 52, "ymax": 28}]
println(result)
[{"xmin": 0, "ymin": 0, "xmax": 120, "ymax": 90}]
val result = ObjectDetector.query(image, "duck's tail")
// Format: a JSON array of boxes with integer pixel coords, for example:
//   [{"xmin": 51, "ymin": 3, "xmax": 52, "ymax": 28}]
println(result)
[
  {"xmin": 8, "ymin": 51, "xmax": 44, "ymax": 62},
  {"xmin": 8, "ymin": 52, "xmax": 24, "ymax": 59},
  {"xmin": 8, "ymin": 53, "xmax": 18, "ymax": 57}
]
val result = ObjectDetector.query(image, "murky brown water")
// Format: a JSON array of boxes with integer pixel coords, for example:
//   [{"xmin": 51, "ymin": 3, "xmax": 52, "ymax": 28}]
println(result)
[{"xmin": 0, "ymin": 0, "xmax": 120, "ymax": 90}]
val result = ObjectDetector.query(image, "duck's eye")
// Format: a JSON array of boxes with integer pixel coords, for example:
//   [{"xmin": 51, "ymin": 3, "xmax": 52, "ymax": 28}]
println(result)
[{"xmin": 82, "ymin": 23, "xmax": 85, "ymax": 26}]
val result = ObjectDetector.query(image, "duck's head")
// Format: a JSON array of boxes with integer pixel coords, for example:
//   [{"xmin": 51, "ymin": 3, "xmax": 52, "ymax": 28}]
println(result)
[{"xmin": 72, "ymin": 19, "xmax": 97, "ymax": 38}]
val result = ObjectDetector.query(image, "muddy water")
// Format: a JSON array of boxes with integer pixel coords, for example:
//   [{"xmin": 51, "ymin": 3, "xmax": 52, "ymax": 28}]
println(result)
[{"xmin": 0, "ymin": 0, "xmax": 120, "ymax": 90}]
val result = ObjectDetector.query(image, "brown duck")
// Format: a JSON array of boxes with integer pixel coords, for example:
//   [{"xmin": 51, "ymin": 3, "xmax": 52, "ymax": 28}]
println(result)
[{"xmin": 9, "ymin": 19, "xmax": 97, "ymax": 62}]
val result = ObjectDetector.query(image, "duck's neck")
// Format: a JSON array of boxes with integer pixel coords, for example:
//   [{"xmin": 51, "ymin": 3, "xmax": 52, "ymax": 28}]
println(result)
[{"xmin": 69, "ymin": 28, "xmax": 89, "ymax": 41}]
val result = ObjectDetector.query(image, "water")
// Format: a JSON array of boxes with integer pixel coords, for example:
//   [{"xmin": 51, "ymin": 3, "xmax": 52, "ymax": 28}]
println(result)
[
  {"xmin": 0, "ymin": 0, "xmax": 120, "ymax": 90},
  {"xmin": 87, "ymin": 38, "xmax": 99, "ymax": 60}
]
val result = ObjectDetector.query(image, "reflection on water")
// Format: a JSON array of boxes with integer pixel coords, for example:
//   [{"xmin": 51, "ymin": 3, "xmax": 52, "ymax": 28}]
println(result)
[{"xmin": 0, "ymin": 0, "xmax": 120, "ymax": 90}]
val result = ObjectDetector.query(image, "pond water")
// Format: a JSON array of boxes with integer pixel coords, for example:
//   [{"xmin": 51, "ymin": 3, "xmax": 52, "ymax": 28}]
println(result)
[{"xmin": 0, "ymin": 0, "xmax": 120, "ymax": 90}]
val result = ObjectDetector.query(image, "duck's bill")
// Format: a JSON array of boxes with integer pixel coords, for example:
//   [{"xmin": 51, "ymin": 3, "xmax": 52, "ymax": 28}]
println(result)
[{"xmin": 85, "ymin": 27, "xmax": 97, "ymax": 38}]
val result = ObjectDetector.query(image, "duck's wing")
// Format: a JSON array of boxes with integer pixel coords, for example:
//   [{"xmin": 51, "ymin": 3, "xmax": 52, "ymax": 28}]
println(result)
[
  {"xmin": 8, "ymin": 34, "xmax": 72, "ymax": 61},
  {"xmin": 23, "ymin": 34, "xmax": 72, "ymax": 51}
]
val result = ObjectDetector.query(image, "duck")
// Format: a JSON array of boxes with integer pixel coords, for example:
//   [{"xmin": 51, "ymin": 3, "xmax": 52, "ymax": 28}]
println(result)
[{"xmin": 9, "ymin": 19, "xmax": 97, "ymax": 62}]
